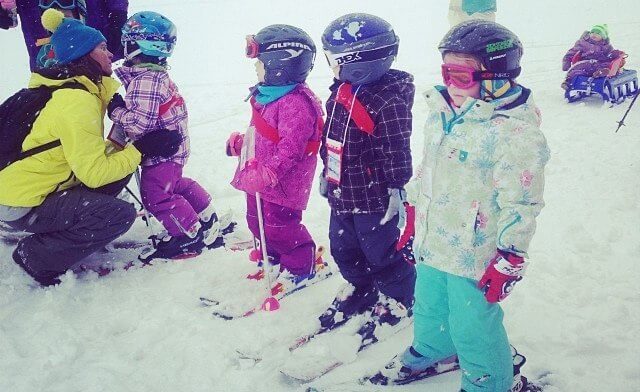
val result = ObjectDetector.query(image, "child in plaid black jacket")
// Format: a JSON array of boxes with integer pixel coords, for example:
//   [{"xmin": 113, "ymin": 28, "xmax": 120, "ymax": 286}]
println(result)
[{"xmin": 317, "ymin": 13, "xmax": 417, "ymax": 332}]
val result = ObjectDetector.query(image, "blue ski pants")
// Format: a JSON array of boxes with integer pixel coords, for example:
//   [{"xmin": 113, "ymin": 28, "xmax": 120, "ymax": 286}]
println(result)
[{"xmin": 329, "ymin": 211, "xmax": 416, "ymax": 306}]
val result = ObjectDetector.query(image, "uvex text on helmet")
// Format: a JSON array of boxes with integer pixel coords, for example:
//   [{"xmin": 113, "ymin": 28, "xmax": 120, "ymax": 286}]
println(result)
[
  {"xmin": 252, "ymin": 24, "xmax": 316, "ymax": 86},
  {"xmin": 438, "ymin": 20, "xmax": 523, "ymax": 80},
  {"xmin": 322, "ymin": 13, "xmax": 399, "ymax": 85}
]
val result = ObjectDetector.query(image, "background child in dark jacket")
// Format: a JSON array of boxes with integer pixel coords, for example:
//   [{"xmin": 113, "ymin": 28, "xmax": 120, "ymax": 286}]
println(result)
[
  {"xmin": 562, "ymin": 24, "xmax": 626, "ymax": 88},
  {"xmin": 16, "ymin": 0, "xmax": 128, "ymax": 70}
]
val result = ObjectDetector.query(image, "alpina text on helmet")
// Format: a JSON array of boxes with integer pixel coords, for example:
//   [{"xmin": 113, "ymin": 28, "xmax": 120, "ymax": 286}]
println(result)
[{"xmin": 266, "ymin": 42, "xmax": 312, "ymax": 52}]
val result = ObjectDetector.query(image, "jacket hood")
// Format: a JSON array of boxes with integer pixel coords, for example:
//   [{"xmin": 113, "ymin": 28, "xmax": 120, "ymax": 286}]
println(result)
[
  {"xmin": 114, "ymin": 65, "xmax": 163, "ymax": 88},
  {"xmin": 425, "ymin": 84, "xmax": 541, "ymax": 128},
  {"xmin": 329, "ymin": 69, "xmax": 415, "ymax": 103},
  {"xmin": 29, "ymin": 70, "xmax": 120, "ymax": 104},
  {"xmin": 294, "ymin": 83, "xmax": 325, "ymax": 118}
]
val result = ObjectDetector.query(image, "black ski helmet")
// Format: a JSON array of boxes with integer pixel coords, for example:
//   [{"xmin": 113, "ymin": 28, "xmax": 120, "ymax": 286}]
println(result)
[
  {"xmin": 438, "ymin": 20, "xmax": 523, "ymax": 81},
  {"xmin": 248, "ymin": 24, "xmax": 316, "ymax": 86}
]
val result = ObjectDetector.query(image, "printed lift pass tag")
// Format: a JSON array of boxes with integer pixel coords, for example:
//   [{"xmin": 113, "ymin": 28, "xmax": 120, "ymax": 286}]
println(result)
[{"xmin": 326, "ymin": 137, "xmax": 343, "ymax": 185}]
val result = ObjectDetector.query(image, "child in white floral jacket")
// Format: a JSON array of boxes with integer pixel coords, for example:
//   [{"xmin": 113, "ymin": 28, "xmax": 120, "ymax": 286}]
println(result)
[{"xmin": 377, "ymin": 21, "xmax": 550, "ymax": 392}]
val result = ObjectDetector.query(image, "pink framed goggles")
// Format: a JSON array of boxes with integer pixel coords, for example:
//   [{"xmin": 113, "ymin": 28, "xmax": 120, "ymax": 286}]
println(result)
[
  {"xmin": 245, "ymin": 35, "xmax": 259, "ymax": 58},
  {"xmin": 441, "ymin": 63, "xmax": 481, "ymax": 89}
]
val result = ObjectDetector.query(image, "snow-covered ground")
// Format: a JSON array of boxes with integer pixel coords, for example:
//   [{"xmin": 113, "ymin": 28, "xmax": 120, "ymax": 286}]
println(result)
[{"xmin": 1, "ymin": 1, "xmax": 639, "ymax": 391}]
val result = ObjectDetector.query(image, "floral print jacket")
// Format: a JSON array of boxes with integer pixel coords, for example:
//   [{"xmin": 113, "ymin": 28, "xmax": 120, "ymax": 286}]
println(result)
[{"xmin": 409, "ymin": 85, "xmax": 550, "ymax": 280}]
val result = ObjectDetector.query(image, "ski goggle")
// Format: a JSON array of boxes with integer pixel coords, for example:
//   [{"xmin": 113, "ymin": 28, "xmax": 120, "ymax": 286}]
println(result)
[
  {"xmin": 122, "ymin": 32, "xmax": 176, "ymax": 45},
  {"xmin": 245, "ymin": 35, "xmax": 259, "ymax": 58},
  {"xmin": 39, "ymin": 0, "xmax": 79, "ymax": 10},
  {"xmin": 324, "ymin": 44, "xmax": 399, "ymax": 68},
  {"xmin": 245, "ymin": 35, "xmax": 314, "ymax": 59},
  {"xmin": 441, "ymin": 63, "xmax": 481, "ymax": 89},
  {"xmin": 442, "ymin": 62, "xmax": 522, "ymax": 89}
]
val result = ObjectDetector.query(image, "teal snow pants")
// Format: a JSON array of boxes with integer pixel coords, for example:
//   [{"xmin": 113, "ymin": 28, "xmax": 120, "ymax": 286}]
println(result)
[{"xmin": 412, "ymin": 264, "xmax": 513, "ymax": 392}]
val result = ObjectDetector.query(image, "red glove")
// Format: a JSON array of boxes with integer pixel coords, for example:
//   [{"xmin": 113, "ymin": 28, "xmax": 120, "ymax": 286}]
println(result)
[
  {"xmin": 226, "ymin": 132, "xmax": 244, "ymax": 157},
  {"xmin": 240, "ymin": 159, "xmax": 278, "ymax": 194},
  {"xmin": 477, "ymin": 250, "xmax": 527, "ymax": 303}
]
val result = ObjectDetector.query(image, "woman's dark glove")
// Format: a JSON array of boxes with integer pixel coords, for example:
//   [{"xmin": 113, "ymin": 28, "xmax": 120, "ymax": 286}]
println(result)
[
  {"xmin": 133, "ymin": 129, "xmax": 181, "ymax": 159},
  {"xmin": 107, "ymin": 93, "xmax": 126, "ymax": 118}
]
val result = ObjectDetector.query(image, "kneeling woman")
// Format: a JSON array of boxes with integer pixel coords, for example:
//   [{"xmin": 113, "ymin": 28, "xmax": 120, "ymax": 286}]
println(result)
[{"xmin": 0, "ymin": 10, "xmax": 178, "ymax": 286}]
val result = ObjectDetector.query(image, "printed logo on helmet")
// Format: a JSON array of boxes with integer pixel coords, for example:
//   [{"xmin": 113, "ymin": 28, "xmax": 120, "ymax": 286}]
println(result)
[
  {"xmin": 126, "ymin": 19, "xmax": 141, "ymax": 30},
  {"xmin": 486, "ymin": 39, "xmax": 513, "ymax": 53},
  {"xmin": 265, "ymin": 42, "xmax": 312, "ymax": 52},
  {"xmin": 334, "ymin": 52, "xmax": 362, "ymax": 65}
]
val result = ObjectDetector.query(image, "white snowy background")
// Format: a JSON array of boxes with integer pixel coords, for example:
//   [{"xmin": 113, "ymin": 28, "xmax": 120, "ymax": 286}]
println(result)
[{"xmin": 1, "ymin": 1, "xmax": 639, "ymax": 391}]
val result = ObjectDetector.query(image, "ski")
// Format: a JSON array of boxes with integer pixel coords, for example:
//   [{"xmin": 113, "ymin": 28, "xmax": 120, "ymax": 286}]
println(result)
[
  {"xmin": 363, "ymin": 356, "xmax": 460, "ymax": 386},
  {"xmin": 288, "ymin": 324, "xmax": 339, "ymax": 352},
  {"xmin": 76, "ymin": 218, "xmax": 242, "ymax": 279},
  {"xmin": 280, "ymin": 315, "xmax": 413, "ymax": 383},
  {"xmin": 200, "ymin": 248, "xmax": 331, "ymax": 320},
  {"xmin": 362, "ymin": 346, "xmax": 547, "ymax": 391},
  {"xmin": 301, "ymin": 359, "xmax": 459, "ymax": 392}
]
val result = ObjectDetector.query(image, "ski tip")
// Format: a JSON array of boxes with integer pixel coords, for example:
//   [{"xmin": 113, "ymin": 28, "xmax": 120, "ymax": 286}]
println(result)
[
  {"xmin": 199, "ymin": 297, "xmax": 219, "ymax": 306},
  {"xmin": 212, "ymin": 311, "xmax": 235, "ymax": 321},
  {"xmin": 261, "ymin": 297, "xmax": 280, "ymax": 312}
]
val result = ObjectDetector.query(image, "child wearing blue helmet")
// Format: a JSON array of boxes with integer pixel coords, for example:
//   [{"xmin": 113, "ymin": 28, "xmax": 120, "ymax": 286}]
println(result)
[
  {"xmin": 317, "ymin": 13, "xmax": 416, "ymax": 340},
  {"xmin": 107, "ymin": 11, "xmax": 229, "ymax": 261}
]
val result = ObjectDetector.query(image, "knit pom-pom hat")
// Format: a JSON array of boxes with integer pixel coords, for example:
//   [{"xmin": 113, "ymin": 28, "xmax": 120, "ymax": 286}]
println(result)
[{"xmin": 41, "ymin": 8, "xmax": 105, "ymax": 64}]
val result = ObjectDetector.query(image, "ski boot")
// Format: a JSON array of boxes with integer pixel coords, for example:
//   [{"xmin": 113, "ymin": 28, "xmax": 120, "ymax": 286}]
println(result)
[
  {"xmin": 357, "ymin": 294, "xmax": 413, "ymax": 350},
  {"xmin": 269, "ymin": 248, "xmax": 332, "ymax": 298},
  {"xmin": 139, "ymin": 222, "xmax": 206, "ymax": 262},
  {"xmin": 318, "ymin": 283, "xmax": 379, "ymax": 332},
  {"xmin": 511, "ymin": 346, "xmax": 543, "ymax": 392},
  {"xmin": 197, "ymin": 206, "xmax": 236, "ymax": 249},
  {"xmin": 367, "ymin": 347, "xmax": 458, "ymax": 386}
]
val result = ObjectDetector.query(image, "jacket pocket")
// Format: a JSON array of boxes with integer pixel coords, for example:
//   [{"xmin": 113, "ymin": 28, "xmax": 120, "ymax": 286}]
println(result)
[{"xmin": 461, "ymin": 201, "xmax": 480, "ymax": 246}]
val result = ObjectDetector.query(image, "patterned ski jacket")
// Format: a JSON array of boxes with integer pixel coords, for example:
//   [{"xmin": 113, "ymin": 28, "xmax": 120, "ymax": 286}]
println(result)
[
  {"xmin": 409, "ymin": 85, "xmax": 550, "ymax": 280},
  {"xmin": 231, "ymin": 84, "xmax": 324, "ymax": 211},
  {"xmin": 111, "ymin": 66, "xmax": 189, "ymax": 167},
  {"xmin": 320, "ymin": 70, "xmax": 414, "ymax": 214}
]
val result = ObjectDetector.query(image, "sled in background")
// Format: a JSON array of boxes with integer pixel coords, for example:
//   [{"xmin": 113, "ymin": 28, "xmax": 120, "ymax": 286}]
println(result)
[{"xmin": 565, "ymin": 68, "xmax": 638, "ymax": 105}]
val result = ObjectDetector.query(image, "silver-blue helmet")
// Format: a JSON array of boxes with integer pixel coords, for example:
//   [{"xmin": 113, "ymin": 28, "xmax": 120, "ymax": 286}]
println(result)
[{"xmin": 322, "ymin": 13, "xmax": 399, "ymax": 85}]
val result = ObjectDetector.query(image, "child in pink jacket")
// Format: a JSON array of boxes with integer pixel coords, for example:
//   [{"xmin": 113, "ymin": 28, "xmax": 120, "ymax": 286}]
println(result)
[{"xmin": 227, "ymin": 24, "xmax": 323, "ymax": 286}]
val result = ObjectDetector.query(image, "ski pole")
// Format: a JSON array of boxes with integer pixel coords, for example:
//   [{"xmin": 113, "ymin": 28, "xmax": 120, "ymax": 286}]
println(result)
[
  {"xmin": 124, "ymin": 185, "xmax": 144, "ymax": 211},
  {"xmin": 134, "ymin": 167, "xmax": 157, "ymax": 248},
  {"xmin": 255, "ymin": 191, "xmax": 280, "ymax": 312},
  {"xmin": 616, "ymin": 89, "xmax": 639, "ymax": 133}
]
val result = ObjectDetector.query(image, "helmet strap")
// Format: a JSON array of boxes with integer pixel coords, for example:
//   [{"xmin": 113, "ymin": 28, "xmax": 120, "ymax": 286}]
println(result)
[
  {"xmin": 123, "ymin": 45, "xmax": 143, "ymax": 63},
  {"xmin": 480, "ymin": 79, "xmax": 514, "ymax": 101}
]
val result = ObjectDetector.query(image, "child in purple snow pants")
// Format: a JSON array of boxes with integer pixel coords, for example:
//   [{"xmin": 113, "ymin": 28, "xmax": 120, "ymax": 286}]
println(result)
[
  {"xmin": 245, "ymin": 196, "xmax": 315, "ymax": 276},
  {"xmin": 141, "ymin": 162, "xmax": 211, "ymax": 237},
  {"xmin": 228, "ymin": 24, "xmax": 323, "ymax": 277},
  {"xmin": 108, "ymin": 12, "xmax": 217, "ymax": 255}
]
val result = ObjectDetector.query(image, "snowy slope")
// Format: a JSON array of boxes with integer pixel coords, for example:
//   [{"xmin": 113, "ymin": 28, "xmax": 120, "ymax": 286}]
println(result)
[{"xmin": 1, "ymin": 1, "xmax": 639, "ymax": 391}]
